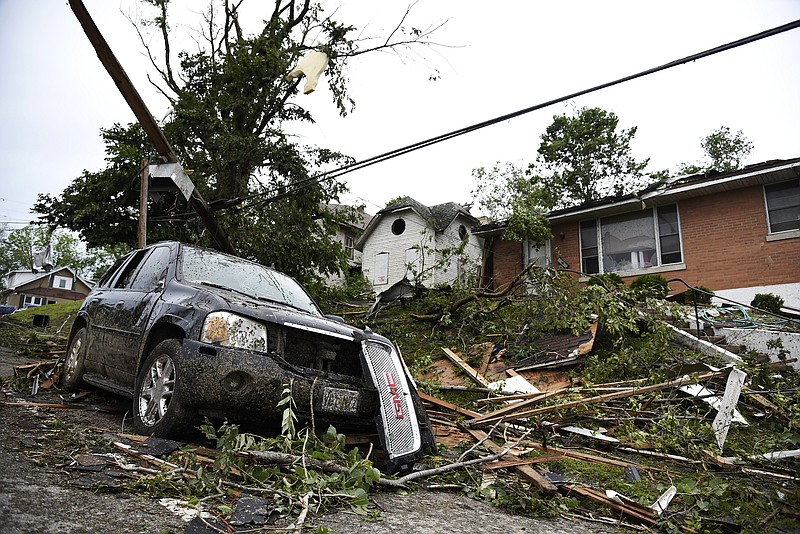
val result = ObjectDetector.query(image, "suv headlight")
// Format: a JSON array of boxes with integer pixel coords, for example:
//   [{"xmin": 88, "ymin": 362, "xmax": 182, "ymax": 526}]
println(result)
[{"xmin": 201, "ymin": 311, "xmax": 267, "ymax": 352}]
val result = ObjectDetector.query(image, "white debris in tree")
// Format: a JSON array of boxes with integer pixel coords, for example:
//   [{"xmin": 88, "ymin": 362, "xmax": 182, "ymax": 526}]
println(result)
[{"xmin": 286, "ymin": 51, "xmax": 329, "ymax": 94}]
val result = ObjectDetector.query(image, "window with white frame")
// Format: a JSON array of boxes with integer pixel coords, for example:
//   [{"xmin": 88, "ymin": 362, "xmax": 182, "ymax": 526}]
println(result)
[
  {"xmin": 344, "ymin": 235, "xmax": 355, "ymax": 259},
  {"xmin": 764, "ymin": 180, "xmax": 800, "ymax": 234},
  {"xmin": 580, "ymin": 204, "xmax": 682, "ymax": 275},
  {"xmin": 524, "ymin": 239, "xmax": 551, "ymax": 267},
  {"xmin": 23, "ymin": 295, "xmax": 44, "ymax": 308},
  {"xmin": 373, "ymin": 252, "xmax": 389, "ymax": 285},
  {"xmin": 52, "ymin": 275, "xmax": 73, "ymax": 290}
]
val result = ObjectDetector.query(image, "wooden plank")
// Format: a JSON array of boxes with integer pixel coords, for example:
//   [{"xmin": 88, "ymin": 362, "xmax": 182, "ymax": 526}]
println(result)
[
  {"xmin": 467, "ymin": 389, "xmax": 565, "ymax": 424},
  {"xmin": 467, "ymin": 370, "xmax": 726, "ymax": 427},
  {"xmin": 440, "ymin": 347, "xmax": 489, "ymax": 386},
  {"xmin": 479, "ymin": 454, "xmax": 568, "ymax": 470},
  {"xmin": 462, "ymin": 427, "xmax": 558, "ymax": 494},
  {"xmin": 564, "ymin": 485, "xmax": 656, "ymax": 524},
  {"xmin": 418, "ymin": 391, "xmax": 481, "ymax": 419},
  {"xmin": 520, "ymin": 439, "xmax": 661, "ymax": 471}
]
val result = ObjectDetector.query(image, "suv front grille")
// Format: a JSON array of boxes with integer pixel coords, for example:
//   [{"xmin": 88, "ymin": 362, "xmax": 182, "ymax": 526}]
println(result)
[{"xmin": 361, "ymin": 340, "xmax": 421, "ymax": 459}]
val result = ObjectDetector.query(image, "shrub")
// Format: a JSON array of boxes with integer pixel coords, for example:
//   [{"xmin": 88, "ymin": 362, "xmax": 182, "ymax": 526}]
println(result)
[
  {"xmin": 630, "ymin": 273, "xmax": 669, "ymax": 299},
  {"xmin": 680, "ymin": 285, "xmax": 714, "ymax": 305},
  {"xmin": 750, "ymin": 293, "xmax": 784, "ymax": 314},
  {"xmin": 586, "ymin": 272, "xmax": 624, "ymax": 291}
]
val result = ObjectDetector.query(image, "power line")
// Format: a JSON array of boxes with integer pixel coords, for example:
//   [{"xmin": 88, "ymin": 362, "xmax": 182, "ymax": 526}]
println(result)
[{"xmin": 233, "ymin": 17, "xmax": 800, "ymax": 212}]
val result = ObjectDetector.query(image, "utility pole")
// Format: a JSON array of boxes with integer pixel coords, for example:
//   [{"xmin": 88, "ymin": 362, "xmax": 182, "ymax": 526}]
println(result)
[
  {"xmin": 68, "ymin": 0, "xmax": 236, "ymax": 255},
  {"xmin": 138, "ymin": 160, "xmax": 148, "ymax": 248}
]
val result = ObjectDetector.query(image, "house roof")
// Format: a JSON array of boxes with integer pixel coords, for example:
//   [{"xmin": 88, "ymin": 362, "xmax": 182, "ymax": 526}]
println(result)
[
  {"xmin": 356, "ymin": 196, "xmax": 480, "ymax": 250},
  {"xmin": 548, "ymin": 157, "xmax": 800, "ymax": 223},
  {"xmin": 5, "ymin": 266, "xmax": 93, "ymax": 292},
  {"xmin": 324, "ymin": 203, "xmax": 373, "ymax": 231},
  {"xmin": 474, "ymin": 157, "xmax": 800, "ymax": 232}
]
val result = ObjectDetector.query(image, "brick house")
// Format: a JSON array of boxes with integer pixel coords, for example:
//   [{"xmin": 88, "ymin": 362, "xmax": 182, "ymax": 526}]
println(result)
[
  {"xmin": 1, "ymin": 266, "xmax": 93, "ymax": 309},
  {"xmin": 356, "ymin": 197, "xmax": 483, "ymax": 292},
  {"xmin": 475, "ymin": 158, "xmax": 800, "ymax": 308}
]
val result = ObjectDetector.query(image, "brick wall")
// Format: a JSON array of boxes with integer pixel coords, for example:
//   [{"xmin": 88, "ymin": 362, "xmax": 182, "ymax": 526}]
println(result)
[
  {"xmin": 488, "ymin": 184, "xmax": 799, "ymax": 293},
  {"xmin": 677, "ymin": 185, "xmax": 799, "ymax": 291},
  {"xmin": 486, "ymin": 238, "xmax": 523, "ymax": 290}
]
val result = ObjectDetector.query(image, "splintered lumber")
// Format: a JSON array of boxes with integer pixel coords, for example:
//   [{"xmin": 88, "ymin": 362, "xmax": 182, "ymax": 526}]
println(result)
[
  {"xmin": 470, "ymin": 388, "xmax": 566, "ymax": 419},
  {"xmin": 479, "ymin": 454, "xmax": 569, "ymax": 470},
  {"xmin": 519, "ymin": 439, "xmax": 662, "ymax": 472},
  {"xmin": 467, "ymin": 370, "xmax": 726, "ymax": 428},
  {"xmin": 563, "ymin": 485, "xmax": 657, "ymax": 525},
  {"xmin": 440, "ymin": 347, "xmax": 489, "ymax": 387},
  {"xmin": 418, "ymin": 390, "xmax": 481, "ymax": 419},
  {"xmin": 461, "ymin": 426, "xmax": 558, "ymax": 494}
]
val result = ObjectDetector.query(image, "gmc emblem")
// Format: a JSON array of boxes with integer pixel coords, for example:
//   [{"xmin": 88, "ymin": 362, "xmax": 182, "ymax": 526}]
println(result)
[{"xmin": 385, "ymin": 372, "xmax": 405, "ymax": 419}]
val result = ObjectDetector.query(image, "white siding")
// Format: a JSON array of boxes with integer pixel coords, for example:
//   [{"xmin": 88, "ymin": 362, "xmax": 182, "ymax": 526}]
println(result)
[
  {"xmin": 362, "ymin": 210, "xmax": 483, "ymax": 292},
  {"xmin": 361, "ymin": 209, "xmax": 435, "ymax": 289},
  {"xmin": 433, "ymin": 214, "xmax": 483, "ymax": 286}
]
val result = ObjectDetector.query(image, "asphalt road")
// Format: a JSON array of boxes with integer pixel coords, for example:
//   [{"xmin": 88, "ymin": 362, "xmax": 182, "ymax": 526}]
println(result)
[{"xmin": 0, "ymin": 346, "xmax": 617, "ymax": 533}]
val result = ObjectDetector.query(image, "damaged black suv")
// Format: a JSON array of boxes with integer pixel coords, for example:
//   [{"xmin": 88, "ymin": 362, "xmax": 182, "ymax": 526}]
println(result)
[{"xmin": 61, "ymin": 241, "xmax": 433, "ymax": 472}]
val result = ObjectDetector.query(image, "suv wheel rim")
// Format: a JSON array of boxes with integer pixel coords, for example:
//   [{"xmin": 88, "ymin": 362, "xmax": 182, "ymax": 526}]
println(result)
[
  {"xmin": 64, "ymin": 336, "xmax": 81, "ymax": 382},
  {"xmin": 138, "ymin": 355, "xmax": 175, "ymax": 427}
]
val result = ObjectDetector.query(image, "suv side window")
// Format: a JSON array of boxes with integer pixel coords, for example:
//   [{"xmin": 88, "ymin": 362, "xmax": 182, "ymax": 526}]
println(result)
[
  {"xmin": 113, "ymin": 250, "xmax": 150, "ymax": 289},
  {"xmin": 96, "ymin": 255, "xmax": 130, "ymax": 289},
  {"xmin": 129, "ymin": 247, "xmax": 171, "ymax": 291}
]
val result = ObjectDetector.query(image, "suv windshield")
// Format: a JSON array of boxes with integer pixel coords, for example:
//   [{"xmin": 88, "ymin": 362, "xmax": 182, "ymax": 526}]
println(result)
[{"xmin": 181, "ymin": 246, "xmax": 320, "ymax": 315}]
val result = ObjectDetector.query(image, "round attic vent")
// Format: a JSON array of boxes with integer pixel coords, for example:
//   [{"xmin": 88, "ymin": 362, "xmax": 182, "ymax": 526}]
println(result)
[{"xmin": 391, "ymin": 218, "xmax": 406, "ymax": 235}]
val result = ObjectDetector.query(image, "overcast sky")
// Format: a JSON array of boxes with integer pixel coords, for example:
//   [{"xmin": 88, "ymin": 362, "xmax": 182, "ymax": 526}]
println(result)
[{"xmin": 1, "ymin": 0, "xmax": 799, "ymax": 228}]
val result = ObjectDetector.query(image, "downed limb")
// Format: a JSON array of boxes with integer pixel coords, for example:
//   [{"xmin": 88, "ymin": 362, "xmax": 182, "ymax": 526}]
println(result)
[
  {"xmin": 410, "ymin": 263, "xmax": 535, "ymax": 322},
  {"xmin": 246, "ymin": 447, "xmax": 515, "ymax": 489},
  {"xmin": 461, "ymin": 425, "xmax": 558, "ymax": 493},
  {"xmin": 1, "ymin": 400, "xmax": 87, "ymax": 409},
  {"xmin": 467, "ymin": 369, "xmax": 728, "ymax": 427}
]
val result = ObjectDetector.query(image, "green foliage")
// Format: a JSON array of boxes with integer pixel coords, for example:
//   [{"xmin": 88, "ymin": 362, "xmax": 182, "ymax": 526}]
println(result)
[
  {"xmin": 534, "ymin": 107, "xmax": 650, "ymax": 208},
  {"xmin": 191, "ymin": 420, "xmax": 383, "ymax": 517},
  {"xmin": 471, "ymin": 162, "xmax": 552, "ymax": 245},
  {"xmin": 278, "ymin": 380, "xmax": 298, "ymax": 439},
  {"xmin": 312, "ymin": 270, "xmax": 373, "ymax": 312},
  {"xmin": 674, "ymin": 126, "xmax": 754, "ymax": 175},
  {"xmin": 34, "ymin": 1, "xmax": 441, "ymax": 287},
  {"xmin": 0, "ymin": 225, "xmax": 96, "ymax": 284},
  {"xmin": 629, "ymin": 273, "xmax": 669, "ymax": 299},
  {"xmin": 679, "ymin": 285, "xmax": 714, "ymax": 305},
  {"xmin": 750, "ymin": 292, "xmax": 784, "ymax": 314},
  {"xmin": 584, "ymin": 272, "xmax": 624, "ymax": 291},
  {"xmin": 701, "ymin": 126, "xmax": 753, "ymax": 172}
]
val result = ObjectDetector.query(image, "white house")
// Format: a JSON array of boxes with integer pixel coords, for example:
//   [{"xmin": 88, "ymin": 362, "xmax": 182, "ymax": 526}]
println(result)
[
  {"xmin": 322, "ymin": 204, "xmax": 372, "ymax": 285},
  {"xmin": 356, "ymin": 197, "xmax": 483, "ymax": 292}
]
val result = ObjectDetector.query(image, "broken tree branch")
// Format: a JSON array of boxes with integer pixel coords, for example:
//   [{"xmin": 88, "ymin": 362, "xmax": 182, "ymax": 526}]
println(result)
[
  {"xmin": 467, "ymin": 370, "xmax": 728, "ymax": 428},
  {"xmin": 411, "ymin": 263, "xmax": 535, "ymax": 322}
]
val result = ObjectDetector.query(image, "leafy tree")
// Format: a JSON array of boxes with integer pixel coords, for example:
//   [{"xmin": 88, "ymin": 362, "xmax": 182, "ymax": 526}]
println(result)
[
  {"xmin": 534, "ymin": 107, "xmax": 650, "ymax": 208},
  {"xmin": 673, "ymin": 126, "xmax": 753, "ymax": 176},
  {"xmin": 0, "ymin": 226, "xmax": 96, "ymax": 283},
  {"xmin": 471, "ymin": 108, "xmax": 649, "ymax": 242},
  {"xmin": 35, "ymin": 0, "xmax": 442, "ymax": 286},
  {"xmin": 700, "ymin": 126, "xmax": 753, "ymax": 172},
  {"xmin": 471, "ymin": 162, "xmax": 551, "ymax": 245}
]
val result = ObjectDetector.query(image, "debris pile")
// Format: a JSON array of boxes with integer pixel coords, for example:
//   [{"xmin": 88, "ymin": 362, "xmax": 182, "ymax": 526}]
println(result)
[
  {"xmin": 414, "ymin": 330, "xmax": 800, "ymax": 531},
  {"xmin": 2, "ymin": 288, "xmax": 799, "ymax": 531}
]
